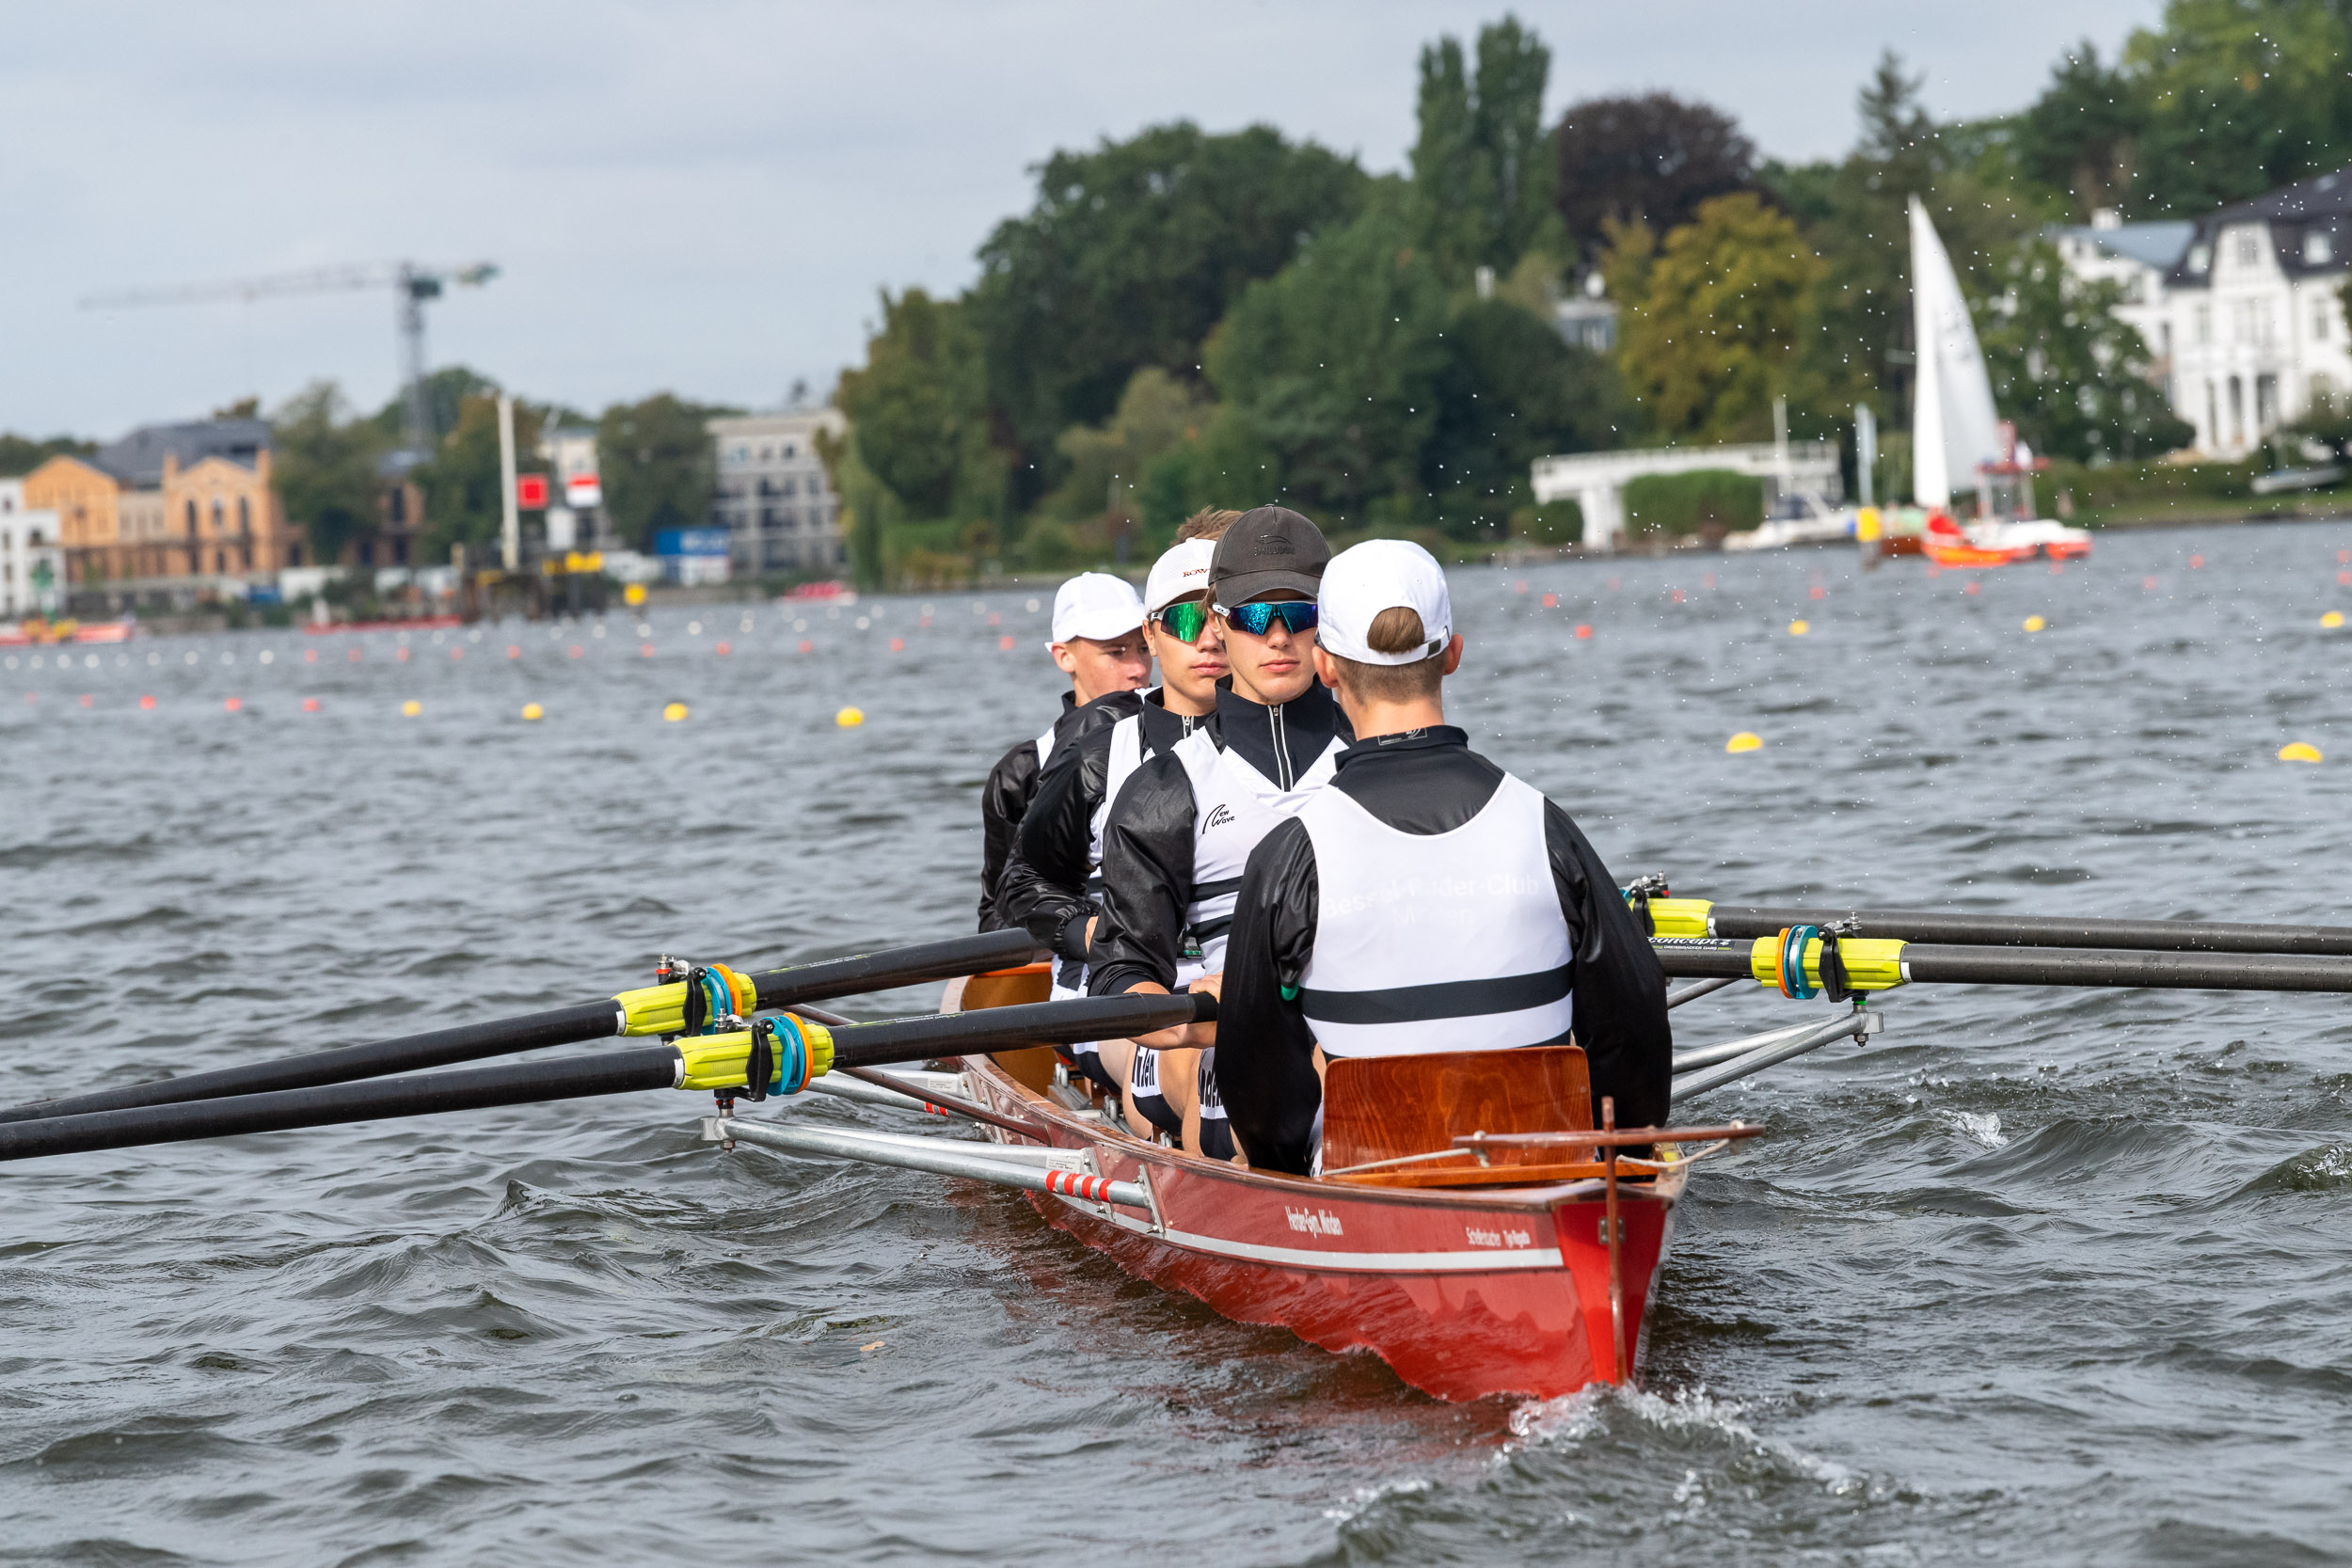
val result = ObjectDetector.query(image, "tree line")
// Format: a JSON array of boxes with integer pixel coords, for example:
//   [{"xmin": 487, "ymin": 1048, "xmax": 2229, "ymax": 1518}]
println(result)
[{"xmin": 836, "ymin": 3, "xmax": 2346, "ymax": 567}]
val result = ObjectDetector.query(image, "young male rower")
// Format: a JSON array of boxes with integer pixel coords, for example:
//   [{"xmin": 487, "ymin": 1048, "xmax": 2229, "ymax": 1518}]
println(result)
[
  {"xmin": 1089, "ymin": 507, "xmax": 1352, "ymax": 1158},
  {"xmin": 976, "ymin": 572, "xmax": 1150, "ymax": 930},
  {"xmin": 1212, "ymin": 540, "xmax": 1672, "ymax": 1174},
  {"xmin": 995, "ymin": 514, "xmax": 1237, "ymax": 1117}
]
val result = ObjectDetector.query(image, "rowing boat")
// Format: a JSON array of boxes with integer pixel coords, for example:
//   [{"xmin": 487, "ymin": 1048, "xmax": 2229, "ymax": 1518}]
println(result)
[{"xmin": 919, "ymin": 963, "xmax": 1704, "ymax": 1402}]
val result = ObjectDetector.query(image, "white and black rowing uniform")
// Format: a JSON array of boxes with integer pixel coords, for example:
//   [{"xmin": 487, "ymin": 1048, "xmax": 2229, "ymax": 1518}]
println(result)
[
  {"xmin": 1211, "ymin": 725, "xmax": 1673, "ymax": 1175},
  {"xmin": 1089, "ymin": 680, "xmax": 1352, "ymax": 1156},
  {"xmin": 994, "ymin": 689, "xmax": 1215, "ymax": 1096},
  {"xmin": 977, "ymin": 688, "xmax": 1140, "ymax": 931}
]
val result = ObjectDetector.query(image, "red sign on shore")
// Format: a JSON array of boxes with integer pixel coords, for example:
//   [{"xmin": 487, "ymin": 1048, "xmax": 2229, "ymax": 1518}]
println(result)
[{"xmin": 516, "ymin": 474, "xmax": 549, "ymax": 509}]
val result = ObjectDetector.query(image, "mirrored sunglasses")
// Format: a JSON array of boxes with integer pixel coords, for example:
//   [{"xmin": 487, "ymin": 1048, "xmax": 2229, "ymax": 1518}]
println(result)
[
  {"xmin": 1218, "ymin": 600, "xmax": 1319, "ymax": 638},
  {"xmin": 1150, "ymin": 600, "xmax": 1215, "ymax": 643}
]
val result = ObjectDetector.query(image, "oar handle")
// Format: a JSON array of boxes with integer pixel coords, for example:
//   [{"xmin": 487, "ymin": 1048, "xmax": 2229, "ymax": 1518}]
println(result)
[{"xmin": 820, "ymin": 991, "xmax": 1210, "ymax": 1072}]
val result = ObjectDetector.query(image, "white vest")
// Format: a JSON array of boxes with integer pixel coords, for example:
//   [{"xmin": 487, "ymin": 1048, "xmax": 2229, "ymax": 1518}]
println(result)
[
  {"xmin": 1034, "ymin": 720, "xmax": 1057, "ymax": 772},
  {"xmin": 1295, "ymin": 772, "xmax": 1574, "ymax": 1059},
  {"xmin": 1085, "ymin": 712, "xmax": 1149, "ymax": 894},
  {"xmin": 1171, "ymin": 724, "xmax": 1345, "ymax": 974}
]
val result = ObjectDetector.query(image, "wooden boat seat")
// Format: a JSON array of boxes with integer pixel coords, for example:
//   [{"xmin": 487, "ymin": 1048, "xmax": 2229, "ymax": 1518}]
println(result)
[
  {"xmin": 1320, "ymin": 1046, "xmax": 1598, "ymax": 1187},
  {"xmin": 947, "ymin": 962, "xmax": 1059, "ymax": 1092}
]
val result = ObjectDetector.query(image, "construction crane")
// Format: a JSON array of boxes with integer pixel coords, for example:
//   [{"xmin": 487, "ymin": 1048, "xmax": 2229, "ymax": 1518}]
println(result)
[{"xmin": 80, "ymin": 261, "xmax": 499, "ymax": 457}]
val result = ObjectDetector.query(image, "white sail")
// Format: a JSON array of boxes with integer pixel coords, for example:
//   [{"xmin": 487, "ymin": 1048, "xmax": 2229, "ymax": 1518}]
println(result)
[{"xmin": 1909, "ymin": 197, "xmax": 2002, "ymax": 507}]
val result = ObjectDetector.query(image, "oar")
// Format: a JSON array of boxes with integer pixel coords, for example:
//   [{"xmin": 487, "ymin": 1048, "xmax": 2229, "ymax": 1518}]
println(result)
[
  {"xmin": 1640, "ymin": 896, "xmax": 2352, "ymax": 957},
  {"xmin": 1654, "ymin": 934, "xmax": 2352, "ymax": 993},
  {"xmin": 0, "ymin": 929, "xmax": 1043, "ymax": 1126},
  {"xmin": 0, "ymin": 991, "xmax": 1204, "ymax": 1164}
]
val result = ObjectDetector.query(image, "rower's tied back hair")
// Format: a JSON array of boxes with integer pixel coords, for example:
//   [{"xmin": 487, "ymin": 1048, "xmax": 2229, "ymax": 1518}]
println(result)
[
  {"xmin": 1176, "ymin": 508, "xmax": 1243, "ymax": 542},
  {"xmin": 1328, "ymin": 606, "xmax": 1446, "ymax": 704}
]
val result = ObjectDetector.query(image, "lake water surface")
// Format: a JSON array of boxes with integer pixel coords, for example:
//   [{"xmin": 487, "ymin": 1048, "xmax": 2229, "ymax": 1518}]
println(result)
[{"xmin": 4, "ymin": 523, "xmax": 2350, "ymax": 1565}]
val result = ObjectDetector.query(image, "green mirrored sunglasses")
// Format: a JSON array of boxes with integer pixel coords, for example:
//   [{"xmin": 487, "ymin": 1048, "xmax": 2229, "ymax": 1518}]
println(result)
[{"xmin": 1150, "ymin": 600, "xmax": 1215, "ymax": 642}]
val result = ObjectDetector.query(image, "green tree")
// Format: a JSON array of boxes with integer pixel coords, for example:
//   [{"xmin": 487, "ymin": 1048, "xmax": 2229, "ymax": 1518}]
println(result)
[
  {"xmin": 370, "ymin": 366, "xmax": 501, "ymax": 447},
  {"xmin": 1613, "ymin": 193, "xmax": 1825, "ymax": 441},
  {"xmin": 2122, "ymin": 0, "xmax": 2352, "ymax": 214},
  {"xmin": 1422, "ymin": 296, "xmax": 1628, "ymax": 537},
  {"xmin": 1409, "ymin": 16, "xmax": 1559, "ymax": 285},
  {"xmin": 1203, "ymin": 194, "xmax": 1452, "ymax": 527},
  {"xmin": 0, "ymin": 432, "xmax": 96, "ymax": 476},
  {"xmin": 597, "ymin": 392, "xmax": 731, "ymax": 550},
  {"xmin": 271, "ymin": 381, "xmax": 394, "ymax": 564},
  {"xmin": 2012, "ymin": 43, "xmax": 2145, "ymax": 218},
  {"xmin": 416, "ymin": 394, "xmax": 548, "ymax": 561},
  {"xmin": 1976, "ymin": 239, "xmax": 2196, "ymax": 461},
  {"xmin": 833, "ymin": 288, "xmax": 1005, "ymax": 525},
  {"xmin": 967, "ymin": 121, "xmax": 1367, "ymax": 491},
  {"xmin": 1765, "ymin": 52, "xmax": 2031, "ymax": 433},
  {"xmin": 1047, "ymin": 367, "xmax": 1214, "ymax": 530}
]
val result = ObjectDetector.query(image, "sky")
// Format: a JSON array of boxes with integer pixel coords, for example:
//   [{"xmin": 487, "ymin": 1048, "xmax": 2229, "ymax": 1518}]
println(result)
[{"xmin": 2, "ymin": 0, "xmax": 2156, "ymax": 441}]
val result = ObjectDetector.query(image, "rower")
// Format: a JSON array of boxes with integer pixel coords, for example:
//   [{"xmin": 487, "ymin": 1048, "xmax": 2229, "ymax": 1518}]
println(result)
[
  {"xmin": 995, "ymin": 515, "xmax": 1237, "ymax": 1118},
  {"xmin": 1089, "ymin": 507, "xmax": 1352, "ymax": 1159},
  {"xmin": 977, "ymin": 572, "xmax": 1150, "ymax": 931},
  {"xmin": 1211, "ymin": 540, "xmax": 1672, "ymax": 1175}
]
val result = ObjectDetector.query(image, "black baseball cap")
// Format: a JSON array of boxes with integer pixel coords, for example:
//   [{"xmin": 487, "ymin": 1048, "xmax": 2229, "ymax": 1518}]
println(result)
[{"xmin": 1210, "ymin": 507, "xmax": 1330, "ymax": 608}]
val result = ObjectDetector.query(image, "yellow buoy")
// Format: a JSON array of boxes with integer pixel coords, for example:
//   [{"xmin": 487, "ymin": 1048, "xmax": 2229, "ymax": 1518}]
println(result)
[
  {"xmin": 2323, "ymin": 610, "xmax": 2345, "ymax": 629},
  {"xmin": 662, "ymin": 702, "xmax": 689, "ymax": 722},
  {"xmin": 400, "ymin": 700, "xmax": 421, "ymax": 718},
  {"xmin": 1726, "ymin": 731, "xmax": 1764, "ymax": 753},
  {"xmin": 2023, "ymin": 615, "xmax": 2046, "ymax": 632},
  {"xmin": 624, "ymin": 583, "xmax": 648, "ymax": 607},
  {"xmin": 1788, "ymin": 619, "xmax": 1810, "ymax": 636},
  {"xmin": 521, "ymin": 703, "xmax": 544, "ymax": 721},
  {"xmin": 2279, "ymin": 741, "xmax": 2324, "ymax": 763},
  {"xmin": 835, "ymin": 705, "xmax": 866, "ymax": 728}
]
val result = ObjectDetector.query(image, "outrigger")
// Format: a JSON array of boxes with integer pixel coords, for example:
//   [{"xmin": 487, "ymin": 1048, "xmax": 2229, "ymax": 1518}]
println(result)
[{"xmin": 7, "ymin": 894, "xmax": 2352, "ymax": 1402}]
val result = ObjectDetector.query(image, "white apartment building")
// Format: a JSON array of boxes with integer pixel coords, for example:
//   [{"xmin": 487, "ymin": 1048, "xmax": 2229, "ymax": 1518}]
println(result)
[
  {"xmin": 0, "ymin": 479, "xmax": 66, "ymax": 617},
  {"xmin": 2062, "ymin": 166, "xmax": 2352, "ymax": 459},
  {"xmin": 707, "ymin": 407, "xmax": 849, "ymax": 577}
]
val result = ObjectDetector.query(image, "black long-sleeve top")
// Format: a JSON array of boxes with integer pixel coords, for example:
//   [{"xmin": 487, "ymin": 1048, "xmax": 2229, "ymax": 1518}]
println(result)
[
  {"xmin": 997, "ymin": 691, "xmax": 1212, "ymax": 960},
  {"xmin": 1088, "ymin": 680, "xmax": 1350, "ymax": 996},
  {"xmin": 1215, "ymin": 726, "xmax": 1673, "ymax": 1174},
  {"xmin": 976, "ymin": 689, "xmax": 1139, "ymax": 930}
]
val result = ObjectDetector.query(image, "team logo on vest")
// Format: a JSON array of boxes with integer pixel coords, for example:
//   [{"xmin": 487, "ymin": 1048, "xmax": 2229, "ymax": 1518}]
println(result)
[{"xmin": 1202, "ymin": 803, "xmax": 1237, "ymax": 832}]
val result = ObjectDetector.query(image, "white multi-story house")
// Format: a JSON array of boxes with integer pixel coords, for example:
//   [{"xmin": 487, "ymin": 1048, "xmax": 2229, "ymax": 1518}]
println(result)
[
  {"xmin": 0, "ymin": 479, "xmax": 66, "ymax": 617},
  {"xmin": 2156, "ymin": 167, "xmax": 2352, "ymax": 457},
  {"xmin": 2052, "ymin": 211, "xmax": 2193, "ymax": 381},
  {"xmin": 707, "ymin": 407, "xmax": 848, "ymax": 578}
]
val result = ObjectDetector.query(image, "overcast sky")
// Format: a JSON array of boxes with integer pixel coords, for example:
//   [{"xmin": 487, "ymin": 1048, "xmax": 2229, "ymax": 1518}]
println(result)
[{"xmin": 3, "ymin": 1, "xmax": 2153, "ymax": 440}]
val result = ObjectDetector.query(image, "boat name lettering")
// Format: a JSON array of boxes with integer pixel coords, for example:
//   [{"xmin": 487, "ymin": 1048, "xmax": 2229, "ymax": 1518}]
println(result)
[
  {"xmin": 1463, "ymin": 1226, "xmax": 1534, "ymax": 1249},
  {"xmin": 1284, "ymin": 1207, "xmax": 1344, "ymax": 1238}
]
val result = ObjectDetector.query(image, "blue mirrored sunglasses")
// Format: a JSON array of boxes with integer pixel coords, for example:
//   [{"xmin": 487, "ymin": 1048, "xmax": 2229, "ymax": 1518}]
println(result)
[{"xmin": 1217, "ymin": 600, "xmax": 1319, "ymax": 638}]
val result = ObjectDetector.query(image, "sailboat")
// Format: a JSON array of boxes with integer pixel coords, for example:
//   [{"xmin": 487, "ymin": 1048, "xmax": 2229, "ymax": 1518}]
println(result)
[{"xmin": 1907, "ymin": 198, "xmax": 2091, "ymax": 566}]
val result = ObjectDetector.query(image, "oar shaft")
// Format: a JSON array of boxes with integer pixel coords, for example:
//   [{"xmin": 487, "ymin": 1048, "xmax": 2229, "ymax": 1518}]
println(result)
[
  {"xmin": 748, "ymin": 930, "xmax": 1041, "ymax": 1008},
  {"xmin": 1651, "ymin": 936, "xmax": 2352, "ymax": 992},
  {"xmin": 0, "ymin": 994, "xmax": 1215, "ymax": 1164},
  {"xmin": 0, "ymin": 1000, "xmax": 624, "ymax": 1127},
  {"xmin": 1708, "ymin": 906, "xmax": 2352, "ymax": 958},
  {"xmin": 0, "ymin": 1047, "xmax": 682, "ymax": 1164},
  {"xmin": 1899, "ymin": 944, "xmax": 2352, "ymax": 991},
  {"xmin": 823, "ymin": 993, "xmax": 1209, "ymax": 1071},
  {"xmin": 1, "ymin": 931, "xmax": 1046, "ymax": 1129}
]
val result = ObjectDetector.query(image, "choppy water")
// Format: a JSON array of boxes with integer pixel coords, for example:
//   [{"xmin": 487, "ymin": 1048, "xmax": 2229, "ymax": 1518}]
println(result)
[{"xmin": 4, "ymin": 524, "xmax": 2350, "ymax": 1565}]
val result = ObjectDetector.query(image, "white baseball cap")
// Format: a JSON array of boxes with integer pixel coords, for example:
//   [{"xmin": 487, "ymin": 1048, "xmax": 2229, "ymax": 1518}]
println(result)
[
  {"xmin": 1047, "ymin": 571, "xmax": 1145, "ymax": 646},
  {"xmin": 1317, "ymin": 540, "xmax": 1453, "ymax": 665},
  {"xmin": 1142, "ymin": 539, "xmax": 1216, "ymax": 615}
]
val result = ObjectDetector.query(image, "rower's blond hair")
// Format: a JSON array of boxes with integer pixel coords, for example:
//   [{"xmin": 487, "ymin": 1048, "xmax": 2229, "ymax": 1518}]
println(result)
[
  {"xmin": 1325, "ymin": 607, "xmax": 1446, "ymax": 704},
  {"xmin": 1177, "ymin": 508, "xmax": 1243, "ymax": 542}
]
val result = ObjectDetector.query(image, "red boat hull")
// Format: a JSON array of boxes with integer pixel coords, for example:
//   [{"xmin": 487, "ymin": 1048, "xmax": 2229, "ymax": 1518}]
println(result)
[{"xmin": 942, "ymin": 972, "xmax": 1686, "ymax": 1402}]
